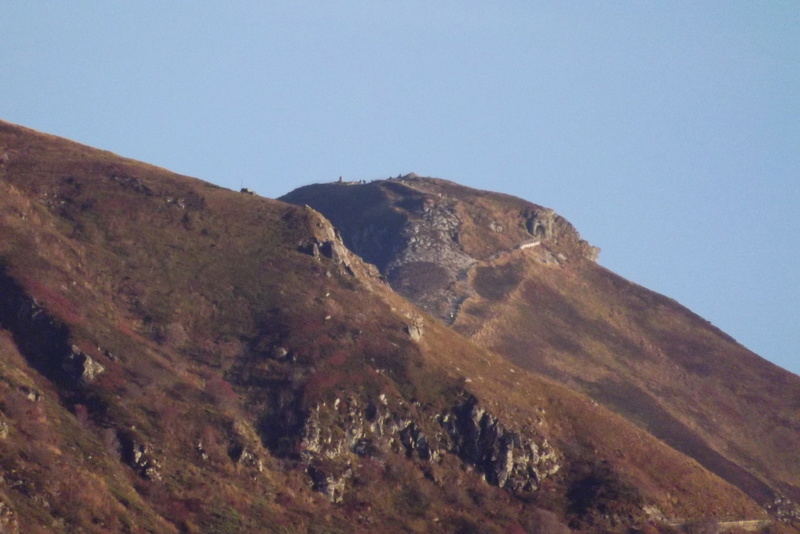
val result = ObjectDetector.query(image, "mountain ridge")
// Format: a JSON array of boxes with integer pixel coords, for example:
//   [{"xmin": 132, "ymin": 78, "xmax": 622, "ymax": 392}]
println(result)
[
  {"xmin": 281, "ymin": 174, "xmax": 800, "ymax": 525},
  {"xmin": 0, "ymin": 119, "xmax": 795, "ymax": 532}
]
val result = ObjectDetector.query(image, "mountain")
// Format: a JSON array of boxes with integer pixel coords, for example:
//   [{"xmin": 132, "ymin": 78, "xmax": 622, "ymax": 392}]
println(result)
[
  {"xmin": 282, "ymin": 176, "xmax": 800, "ymax": 528},
  {"xmin": 0, "ymin": 120, "xmax": 794, "ymax": 533}
]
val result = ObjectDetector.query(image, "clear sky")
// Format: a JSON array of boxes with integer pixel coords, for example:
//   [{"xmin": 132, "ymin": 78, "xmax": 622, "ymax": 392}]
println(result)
[{"xmin": 3, "ymin": 2, "xmax": 798, "ymax": 375}]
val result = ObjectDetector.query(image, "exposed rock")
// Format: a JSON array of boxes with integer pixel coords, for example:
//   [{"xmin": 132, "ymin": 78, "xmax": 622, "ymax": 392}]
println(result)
[
  {"xmin": 525, "ymin": 208, "xmax": 556, "ymax": 239},
  {"xmin": 405, "ymin": 323, "xmax": 423, "ymax": 341},
  {"xmin": 119, "ymin": 432, "xmax": 162, "ymax": 481},
  {"xmin": 17, "ymin": 385, "xmax": 42, "ymax": 402},
  {"xmin": 0, "ymin": 269, "xmax": 106, "ymax": 389},
  {"xmin": 768, "ymin": 495, "xmax": 800, "ymax": 523},
  {"xmin": 0, "ymin": 414, "xmax": 9, "ymax": 439},
  {"xmin": 489, "ymin": 221, "xmax": 504, "ymax": 233},
  {"xmin": 295, "ymin": 210, "xmax": 384, "ymax": 281},
  {"xmin": 110, "ymin": 174, "xmax": 152, "ymax": 195},
  {"xmin": 384, "ymin": 200, "xmax": 476, "ymax": 320},
  {"xmin": 442, "ymin": 395, "xmax": 560, "ymax": 491},
  {"xmin": 297, "ymin": 238, "xmax": 321, "ymax": 260},
  {"xmin": 196, "ymin": 441, "xmax": 209, "ymax": 461},
  {"xmin": 582, "ymin": 242, "xmax": 601, "ymax": 262},
  {"xmin": 404, "ymin": 316, "xmax": 424, "ymax": 342},
  {"xmin": 292, "ymin": 392, "xmax": 559, "ymax": 502},
  {"xmin": 62, "ymin": 345, "xmax": 104, "ymax": 385},
  {"xmin": 0, "ymin": 501, "xmax": 18, "ymax": 534},
  {"xmin": 298, "ymin": 236, "xmax": 352, "ymax": 269},
  {"xmin": 230, "ymin": 444, "xmax": 264, "ymax": 473},
  {"xmin": 399, "ymin": 422, "xmax": 431, "ymax": 460},
  {"xmin": 308, "ymin": 462, "xmax": 350, "ymax": 503},
  {"xmin": 270, "ymin": 346, "xmax": 290, "ymax": 360},
  {"xmin": 319, "ymin": 240, "xmax": 345, "ymax": 265}
]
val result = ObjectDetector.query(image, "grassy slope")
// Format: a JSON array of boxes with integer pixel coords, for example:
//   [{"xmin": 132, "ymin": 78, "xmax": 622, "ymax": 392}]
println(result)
[
  {"xmin": 396, "ymin": 177, "xmax": 800, "ymax": 510},
  {"xmin": 282, "ymin": 176, "xmax": 800, "ymax": 529},
  {"xmin": 0, "ymin": 121, "xmax": 775, "ymax": 532},
  {"xmin": 460, "ymin": 243, "xmax": 800, "ymax": 508}
]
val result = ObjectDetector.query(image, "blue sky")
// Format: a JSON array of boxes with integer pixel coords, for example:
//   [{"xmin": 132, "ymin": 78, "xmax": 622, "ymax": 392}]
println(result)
[{"xmin": 2, "ymin": 2, "xmax": 798, "ymax": 375}]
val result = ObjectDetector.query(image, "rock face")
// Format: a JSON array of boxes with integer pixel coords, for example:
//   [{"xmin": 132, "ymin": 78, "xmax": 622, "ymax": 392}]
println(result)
[
  {"xmin": 281, "ymin": 177, "xmax": 600, "ymax": 323},
  {"xmin": 289, "ymin": 392, "xmax": 560, "ymax": 502},
  {"xmin": 443, "ymin": 395, "xmax": 560, "ymax": 491},
  {"xmin": 295, "ymin": 206, "xmax": 381, "ymax": 281},
  {"xmin": 118, "ymin": 432, "xmax": 162, "ymax": 481},
  {"xmin": 230, "ymin": 444, "xmax": 264, "ymax": 474},
  {"xmin": 62, "ymin": 345, "xmax": 104, "ymax": 385},
  {"xmin": 385, "ymin": 197, "xmax": 477, "ymax": 318}
]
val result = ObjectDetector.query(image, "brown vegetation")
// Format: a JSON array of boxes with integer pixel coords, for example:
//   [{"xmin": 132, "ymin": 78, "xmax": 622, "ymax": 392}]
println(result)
[{"xmin": 0, "ymin": 121, "xmax": 795, "ymax": 532}]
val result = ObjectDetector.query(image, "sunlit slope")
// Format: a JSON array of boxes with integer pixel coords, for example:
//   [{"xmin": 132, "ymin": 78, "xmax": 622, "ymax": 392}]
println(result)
[{"xmin": 283, "ymin": 175, "xmax": 800, "ymax": 525}]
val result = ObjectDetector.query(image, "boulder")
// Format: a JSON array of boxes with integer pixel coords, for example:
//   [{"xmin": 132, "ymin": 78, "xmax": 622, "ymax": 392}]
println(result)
[{"xmin": 62, "ymin": 345, "xmax": 105, "ymax": 385}]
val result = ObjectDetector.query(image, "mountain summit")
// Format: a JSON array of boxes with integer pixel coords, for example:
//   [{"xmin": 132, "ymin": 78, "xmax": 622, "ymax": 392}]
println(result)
[
  {"xmin": 0, "ymin": 121, "xmax": 796, "ymax": 532},
  {"xmin": 282, "ymin": 175, "xmax": 800, "ymax": 525},
  {"xmin": 282, "ymin": 175, "xmax": 600, "ymax": 323}
]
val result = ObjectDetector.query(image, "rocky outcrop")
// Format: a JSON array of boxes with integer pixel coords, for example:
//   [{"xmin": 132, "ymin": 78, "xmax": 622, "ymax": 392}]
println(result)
[
  {"xmin": 524, "ymin": 207, "xmax": 599, "ymax": 261},
  {"xmin": 62, "ymin": 345, "xmax": 104, "ymax": 385},
  {"xmin": 443, "ymin": 395, "xmax": 560, "ymax": 491},
  {"xmin": 404, "ymin": 315, "xmax": 424, "ymax": 342},
  {"xmin": 118, "ymin": 432, "xmax": 163, "ymax": 481},
  {"xmin": 291, "ymin": 393, "xmax": 559, "ymax": 502},
  {"xmin": 308, "ymin": 462, "xmax": 351, "ymax": 503},
  {"xmin": 524, "ymin": 208, "xmax": 557, "ymax": 240},
  {"xmin": 229, "ymin": 443, "xmax": 264, "ymax": 474},
  {"xmin": 767, "ymin": 495, "xmax": 800, "ymax": 523},
  {"xmin": 296, "ymin": 208, "xmax": 381, "ymax": 281},
  {"xmin": 0, "ymin": 500, "xmax": 18, "ymax": 534},
  {"xmin": 0, "ymin": 267, "xmax": 105, "ymax": 388},
  {"xmin": 282, "ymin": 178, "xmax": 601, "ymax": 323},
  {"xmin": 0, "ymin": 414, "xmax": 9, "ymax": 439},
  {"xmin": 384, "ymin": 199, "xmax": 476, "ymax": 319}
]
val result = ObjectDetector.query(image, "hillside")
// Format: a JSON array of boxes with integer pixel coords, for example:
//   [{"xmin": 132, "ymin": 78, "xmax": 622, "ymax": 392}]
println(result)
[
  {"xmin": 0, "ymin": 121, "xmax": 792, "ymax": 533},
  {"xmin": 283, "ymin": 176, "xmax": 800, "ymax": 529}
]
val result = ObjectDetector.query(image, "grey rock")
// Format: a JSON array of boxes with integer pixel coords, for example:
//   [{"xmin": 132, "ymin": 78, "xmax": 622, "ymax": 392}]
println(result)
[
  {"xmin": 119, "ymin": 433, "xmax": 162, "ymax": 481},
  {"xmin": 0, "ymin": 500, "xmax": 18, "ymax": 534},
  {"xmin": 17, "ymin": 385, "xmax": 42, "ymax": 402},
  {"xmin": 62, "ymin": 345, "xmax": 105, "ymax": 385},
  {"xmin": 196, "ymin": 441, "xmax": 209, "ymax": 461},
  {"xmin": 293, "ymin": 392, "xmax": 559, "ymax": 502},
  {"xmin": 0, "ymin": 415, "xmax": 9, "ymax": 439},
  {"xmin": 231, "ymin": 444, "xmax": 263, "ymax": 473},
  {"xmin": 405, "ymin": 323, "xmax": 423, "ymax": 341},
  {"xmin": 525, "ymin": 208, "xmax": 556, "ymax": 239},
  {"xmin": 308, "ymin": 463, "xmax": 350, "ymax": 503}
]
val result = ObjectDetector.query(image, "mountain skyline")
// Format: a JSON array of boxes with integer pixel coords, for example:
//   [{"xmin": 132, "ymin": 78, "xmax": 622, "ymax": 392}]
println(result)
[
  {"xmin": 1, "ymin": 120, "xmax": 797, "ymax": 531},
  {"xmin": 3, "ymin": 3, "xmax": 798, "ymax": 377}
]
